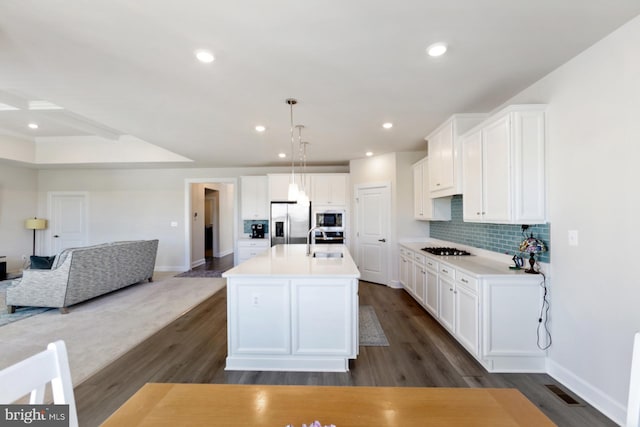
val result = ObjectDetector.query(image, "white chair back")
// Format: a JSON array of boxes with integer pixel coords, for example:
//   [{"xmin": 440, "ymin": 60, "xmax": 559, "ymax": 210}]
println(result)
[
  {"xmin": 0, "ymin": 340, "xmax": 78, "ymax": 427},
  {"xmin": 628, "ymin": 332, "xmax": 640, "ymax": 427}
]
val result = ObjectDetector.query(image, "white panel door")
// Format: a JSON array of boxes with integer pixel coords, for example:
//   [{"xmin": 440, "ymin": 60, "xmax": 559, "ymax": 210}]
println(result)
[
  {"xmin": 356, "ymin": 184, "xmax": 390, "ymax": 285},
  {"xmin": 49, "ymin": 192, "xmax": 88, "ymax": 254}
]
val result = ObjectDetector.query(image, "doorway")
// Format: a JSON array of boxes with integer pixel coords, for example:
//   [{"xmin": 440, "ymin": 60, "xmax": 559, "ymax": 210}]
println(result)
[{"xmin": 184, "ymin": 178, "xmax": 238, "ymax": 272}]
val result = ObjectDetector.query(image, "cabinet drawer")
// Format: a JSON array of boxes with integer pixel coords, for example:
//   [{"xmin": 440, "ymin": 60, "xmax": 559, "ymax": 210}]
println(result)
[
  {"xmin": 457, "ymin": 272, "xmax": 478, "ymax": 293},
  {"xmin": 425, "ymin": 257, "xmax": 439, "ymax": 271},
  {"xmin": 439, "ymin": 263, "xmax": 455, "ymax": 280},
  {"xmin": 399, "ymin": 248, "xmax": 408, "ymax": 257},
  {"xmin": 238, "ymin": 240, "xmax": 269, "ymax": 248},
  {"xmin": 413, "ymin": 252, "xmax": 426, "ymax": 265}
]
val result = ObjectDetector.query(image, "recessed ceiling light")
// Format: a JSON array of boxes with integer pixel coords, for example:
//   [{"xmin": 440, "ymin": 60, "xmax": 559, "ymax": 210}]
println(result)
[
  {"xmin": 28, "ymin": 123, "xmax": 38, "ymax": 129},
  {"xmin": 427, "ymin": 43, "xmax": 448, "ymax": 57},
  {"xmin": 195, "ymin": 49, "xmax": 214, "ymax": 63},
  {"xmin": 278, "ymin": 153, "xmax": 286, "ymax": 158},
  {"xmin": 255, "ymin": 125, "xmax": 266, "ymax": 132},
  {"xmin": 366, "ymin": 151, "xmax": 373, "ymax": 157},
  {"xmin": 382, "ymin": 122, "xmax": 393, "ymax": 129}
]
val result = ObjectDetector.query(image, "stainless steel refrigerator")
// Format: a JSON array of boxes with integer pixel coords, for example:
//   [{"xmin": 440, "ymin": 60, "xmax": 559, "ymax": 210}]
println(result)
[{"xmin": 270, "ymin": 201, "xmax": 311, "ymax": 246}]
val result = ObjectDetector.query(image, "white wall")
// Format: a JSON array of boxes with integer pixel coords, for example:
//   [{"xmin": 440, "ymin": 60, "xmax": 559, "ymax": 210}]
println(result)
[
  {"xmin": 350, "ymin": 151, "xmax": 429, "ymax": 286},
  {"xmin": 206, "ymin": 183, "xmax": 234, "ymax": 257},
  {"xmin": 502, "ymin": 15, "xmax": 640, "ymax": 424},
  {"xmin": 0, "ymin": 163, "xmax": 38, "ymax": 272},
  {"xmin": 33, "ymin": 165, "xmax": 346, "ymax": 271}
]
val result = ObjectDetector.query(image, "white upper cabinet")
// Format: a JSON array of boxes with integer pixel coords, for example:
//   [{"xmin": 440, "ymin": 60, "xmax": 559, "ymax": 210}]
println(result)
[
  {"xmin": 310, "ymin": 174, "xmax": 348, "ymax": 206},
  {"xmin": 241, "ymin": 176, "xmax": 269, "ymax": 220},
  {"xmin": 426, "ymin": 114, "xmax": 486, "ymax": 198},
  {"xmin": 412, "ymin": 157, "xmax": 451, "ymax": 221},
  {"xmin": 462, "ymin": 105, "xmax": 546, "ymax": 224}
]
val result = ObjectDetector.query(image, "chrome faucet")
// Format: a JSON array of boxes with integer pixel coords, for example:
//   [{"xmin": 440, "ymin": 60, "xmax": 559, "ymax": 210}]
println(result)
[{"xmin": 306, "ymin": 226, "xmax": 325, "ymax": 256}]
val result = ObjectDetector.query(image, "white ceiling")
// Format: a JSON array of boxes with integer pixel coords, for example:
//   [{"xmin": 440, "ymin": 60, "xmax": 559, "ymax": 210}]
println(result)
[{"xmin": 1, "ymin": 1, "xmax": 639, "ymax": 168}]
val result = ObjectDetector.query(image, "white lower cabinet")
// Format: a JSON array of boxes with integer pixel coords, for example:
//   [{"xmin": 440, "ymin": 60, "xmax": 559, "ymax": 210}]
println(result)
[
  {"xmin": 455, "ymin": 275, "xmax": 479, "ymax": 357},
  {"xmin": 424, "ymin": 259, "xmax": 439, "ymax": 316},
  {"xmin": 437, "ymin": 271, "xmax": 456, "ymax": 333},
  {"xmin": 237, "ymin": 239, "xmax": 270, "ymax": 264},
  {"xmin": 399, "ymin": 244, "xmax": 546, "ymax": 372},
  {"xmin": 413, "ymin": 253, "xmax": 427, "ymax": 306},
  {"xmin": 399, "ymin": 248, "xmax": 414, "ymax": 295}
]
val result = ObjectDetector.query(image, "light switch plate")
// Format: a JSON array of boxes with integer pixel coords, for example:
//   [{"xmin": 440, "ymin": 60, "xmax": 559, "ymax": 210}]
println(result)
[{"xmin": 568, "ymin": 230, "xmax": 579, "ymax": 246}]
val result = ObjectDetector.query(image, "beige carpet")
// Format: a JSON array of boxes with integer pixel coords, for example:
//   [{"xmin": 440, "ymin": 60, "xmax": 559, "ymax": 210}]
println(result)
[{"xmin": 0, "ymin": 272, "xmax": 226, "ymax": 387}]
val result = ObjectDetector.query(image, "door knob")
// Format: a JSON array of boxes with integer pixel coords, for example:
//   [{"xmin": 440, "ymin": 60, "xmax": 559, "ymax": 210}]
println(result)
[
  {"xmin": 53, "ymin": 235, "xmax": 60, "ymax": 238},
  {"xmin": 378, "ymin": 238, "xmax": 386, "ymax": 242}
]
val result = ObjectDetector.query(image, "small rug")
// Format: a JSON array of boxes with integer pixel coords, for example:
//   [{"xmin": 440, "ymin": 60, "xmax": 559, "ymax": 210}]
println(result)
[
  {"xmin": 0, "ymin": 281, "xmax": 52, "ymax": 327},
  {"xmin": 359, "ymin": 305, "xmax": 390, "ymax": 346},
  {"xmin": 175, "ymin": 270, "xmax": 224, "ymax": 278}
]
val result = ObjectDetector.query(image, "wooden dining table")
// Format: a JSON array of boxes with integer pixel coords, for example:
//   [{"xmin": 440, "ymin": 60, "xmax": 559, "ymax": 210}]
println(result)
[{"xmin": 100, "ymin": 383, "xmax": 556, "ymax": 426}]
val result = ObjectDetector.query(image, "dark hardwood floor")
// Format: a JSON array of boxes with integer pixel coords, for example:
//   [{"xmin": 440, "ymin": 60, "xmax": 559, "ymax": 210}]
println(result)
[
  {"xmin": 74, "ymin": 281, "xmax": 616, "ymax": 427},
  {"xmin": 191, "ymin": 253, "xmax": 234, "ymax": 272}
]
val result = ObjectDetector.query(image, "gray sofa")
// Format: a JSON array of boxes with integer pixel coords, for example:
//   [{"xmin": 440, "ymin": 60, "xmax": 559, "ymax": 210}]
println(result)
[{"xmin": 6, "ymin": 240, "xmax": 158, "ymax": 314}]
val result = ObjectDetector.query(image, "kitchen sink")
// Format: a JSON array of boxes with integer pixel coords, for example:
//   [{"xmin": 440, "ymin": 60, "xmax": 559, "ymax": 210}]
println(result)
[{"xmin": 312, "ymin": 251, "xmax": 344, "ymax": 258}]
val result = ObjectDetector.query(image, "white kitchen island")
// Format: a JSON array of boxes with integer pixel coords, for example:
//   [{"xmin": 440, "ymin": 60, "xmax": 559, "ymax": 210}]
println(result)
[{"xmin": 222, "ymin": 244, "xmax": 360, "ymax": 372}]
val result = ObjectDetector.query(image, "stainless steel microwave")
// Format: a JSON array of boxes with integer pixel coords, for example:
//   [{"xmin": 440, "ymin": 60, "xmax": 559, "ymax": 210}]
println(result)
[{"xmin": 314, "ymin": 210, "xmax": 344, "ymax": 229}]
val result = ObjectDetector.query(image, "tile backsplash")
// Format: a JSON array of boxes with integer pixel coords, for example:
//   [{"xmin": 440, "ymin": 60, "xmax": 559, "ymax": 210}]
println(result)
[
  {"xmin": 243, "ymin": 220, "xmax": 269, "ymax": 234},
  {"xmin": 429, "ymin": 195, "xmax": 550, "ymax": 263}
]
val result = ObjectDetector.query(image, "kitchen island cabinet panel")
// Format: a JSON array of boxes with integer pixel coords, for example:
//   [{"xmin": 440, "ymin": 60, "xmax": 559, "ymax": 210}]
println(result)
[
  {"xmin": 229, "ymin": 280, "xmax": 291, "ymax": 355},
  {"xmin": 224, "ymin": 244, "xmax": 359, "ymax": 372},
  {"xmin": 292, "ymin": 279, "xmax": 356, "ymax": 356}
]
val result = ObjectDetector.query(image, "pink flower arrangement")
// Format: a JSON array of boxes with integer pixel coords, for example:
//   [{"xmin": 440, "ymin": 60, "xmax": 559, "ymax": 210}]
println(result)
[{"xmin": 286, "ymin": 422, "xmax": 335, "ymax": 427}]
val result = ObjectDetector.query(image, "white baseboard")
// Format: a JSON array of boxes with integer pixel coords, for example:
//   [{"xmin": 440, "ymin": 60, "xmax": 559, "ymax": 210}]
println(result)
[
  {"xmin": 387, "ymin": 279, "xmax": 403, "ymax": 289},
  {"xmin": 191, "ymin": 258, "xmax": 206, "ymax": 268},
  {"xmin": 215, "ymin": 249, "xmax": 233, "ymax": 258},
  {"xmin": 547, "ymin": 358, "xmax": 626, "ymax": 425}
]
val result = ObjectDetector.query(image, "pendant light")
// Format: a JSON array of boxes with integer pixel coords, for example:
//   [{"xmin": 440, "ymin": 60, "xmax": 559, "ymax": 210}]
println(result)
[
  {"xmin": 286, "ymin": 98, "xmax": 299, "ymax": 201},
  {"xmin": 296, "ymin": 125, "xmax": 309, "ymax": 206}
]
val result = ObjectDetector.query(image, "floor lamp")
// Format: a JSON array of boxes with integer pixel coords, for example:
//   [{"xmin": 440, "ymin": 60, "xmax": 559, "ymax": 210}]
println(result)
[{"xmin": 25, "ymin": 218, "xmax": 47, "ymax": 256}]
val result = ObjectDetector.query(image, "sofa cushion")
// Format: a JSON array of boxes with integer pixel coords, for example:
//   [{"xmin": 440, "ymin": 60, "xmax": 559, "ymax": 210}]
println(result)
[{"xmin": 30, "ymin": 255, "xmax": 56, "ymax": 270}]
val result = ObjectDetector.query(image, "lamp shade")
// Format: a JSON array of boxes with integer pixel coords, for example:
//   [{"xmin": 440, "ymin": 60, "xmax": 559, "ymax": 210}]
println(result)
[
  {"xmin": 519, "ymin": 234, "xmax": 546, "ymax": 254},
  {"xmin": 25, "ymin": 218, "xmax": 47, "ymax": 230}
]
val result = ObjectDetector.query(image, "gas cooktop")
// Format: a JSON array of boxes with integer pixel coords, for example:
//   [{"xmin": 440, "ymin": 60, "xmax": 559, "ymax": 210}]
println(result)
[{"xmin": 421, "ymin": 247, "xmax": 471, "ymax": 256}]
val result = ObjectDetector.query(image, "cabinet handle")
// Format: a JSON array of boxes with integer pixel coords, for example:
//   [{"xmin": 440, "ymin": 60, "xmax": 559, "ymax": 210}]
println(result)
[
  {"xmin": 449, "ymin": 287, "xmax": 453, "ymax": 292},
  {"xmin": 476, "ymin": 212, "xmax": 480, "ymax": 216},
  {"xmin": 461, "ymin": 278, "xmax": 468, "ymax": 283},
  {"xmin": 454, "ymin": 290, "xmax": 457, "ymax": 294},
  {"xmin": 482, "ymin": 211, "xmax": 486, "ymax": 215},
  {"xmin": 442, "ymin": 268, "xmax": 448, "ymax": 274},
  {"xmin": 436, "ymin": 183, "xmax": 441, "ymax": 186}
]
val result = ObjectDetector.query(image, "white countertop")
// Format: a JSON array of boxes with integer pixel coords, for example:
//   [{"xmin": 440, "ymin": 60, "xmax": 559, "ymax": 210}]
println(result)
[
  {"xmin": 223, "ymin": 244, "xmax": 360, "ymax": 278},
  {"xmin": 400, "ymin": 242, "xmax": 535, "ymax": 278}
]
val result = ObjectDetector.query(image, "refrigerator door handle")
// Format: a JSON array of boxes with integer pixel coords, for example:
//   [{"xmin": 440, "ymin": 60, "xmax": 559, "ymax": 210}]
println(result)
[{"xmin": 286, "ymin": 215, "xmax": 291, "ymax": 244}]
